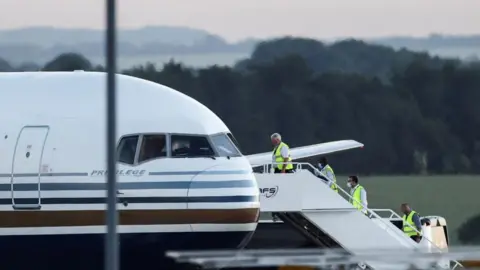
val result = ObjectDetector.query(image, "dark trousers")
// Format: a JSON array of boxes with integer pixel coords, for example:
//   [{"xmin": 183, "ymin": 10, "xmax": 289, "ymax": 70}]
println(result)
[
  {"xmin": 274, "ymin": 168, "xmax": 294, "ymax": 173},
  {"xmin": 410, "ymin": 235, "xmax": 422, "ymax": 243}
]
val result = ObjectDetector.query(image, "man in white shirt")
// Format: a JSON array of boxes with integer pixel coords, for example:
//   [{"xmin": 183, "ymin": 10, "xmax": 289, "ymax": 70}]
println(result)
[
  {"xmin": 314, "ymin": 157, "xmax": 339, "ymax": 192},
  {"xmin": 347, "ymin": 175, "xmax": 368, "ymax": 214}
]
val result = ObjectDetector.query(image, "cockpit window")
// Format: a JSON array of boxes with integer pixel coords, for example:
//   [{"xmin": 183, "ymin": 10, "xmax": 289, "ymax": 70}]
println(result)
[
  {"xmin": 210, "ymin": 133, "xmax": 242, "ymax": 157},
  {"xmin": 117, "ymin": 135, "xmax": 139, "ymax": 165},
  {"xmin": 227, "ymin": 133, "xmax": 242, "ymax": 152},
  {"xmin": 138, "ymin": 134, "xmax": 167, "ymax": 163},
  {"xmin": 171, "ymin": 135, "xmax": 215, "ymax": 158}
]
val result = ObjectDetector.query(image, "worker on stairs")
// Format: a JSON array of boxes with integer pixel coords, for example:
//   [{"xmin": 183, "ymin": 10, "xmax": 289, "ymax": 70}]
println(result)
[
  {"xmin": 314, "ymin": 157, "xmax": 339, "ymax": 193},
  {"xmin": 270, "ymin": 132, "xmax": 294, "ymax": 174},
  {"xmin": 400, "ymin": 203, "xmax": 423, "ymax": 243},
  {"xmin": 347, "ymin": 175, "xmax": 368, "ymax": 215},
  {"xmin": 270, "ymin": 132, "xmax": 293, "ymax": 223}
]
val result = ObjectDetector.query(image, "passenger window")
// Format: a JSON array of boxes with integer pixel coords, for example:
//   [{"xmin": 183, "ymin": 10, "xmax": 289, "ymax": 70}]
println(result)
[
  {"xmin": 210, "ymin": 133, "xmax": 241, "ymax": 157},
  {"xmin": 117, "ymin": 135, "xmax": 139, "ymax": 165},
  {"xmin": 138, "ymin": 134, "xmax": 167, "ymax": 163},
  {"xmin": 171, "ymin": 135, "xmax": 215, "ymax": 158}
]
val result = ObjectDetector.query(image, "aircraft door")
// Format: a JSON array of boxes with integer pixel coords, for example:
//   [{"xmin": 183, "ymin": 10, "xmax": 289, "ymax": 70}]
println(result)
[{"xmin": 10, "ymin": 125, "xmax": 50, "ymax": 210}]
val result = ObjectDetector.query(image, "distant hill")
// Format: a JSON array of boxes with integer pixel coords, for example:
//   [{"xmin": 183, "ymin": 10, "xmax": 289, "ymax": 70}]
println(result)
[
  {"xmin": 369, "ymin": 34, "xmax": 480, "ymax": 50},
  {"xmin": 0, "ymin": 26, "xmax": 212, "ymax": 46},
  {"xmin": 0, "ymin": 26, "xmax": 258, "ymax": 67},
  {"xmin": 233, "ymin": 37, "xmax": 461, "ymax": 84},
  {"xmin": 0, "ymin": 26, "xmax": 478, "ymax": 68},
  {"xmin": 368, "ymin": 34, "xmax": 480, "ymax": 60}
]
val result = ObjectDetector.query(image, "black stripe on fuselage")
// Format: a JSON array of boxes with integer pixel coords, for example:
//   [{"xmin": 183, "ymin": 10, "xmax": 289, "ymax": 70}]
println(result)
[
  {"xmin": 148, "ymin": 170, "xmax": 252, "ymax": 175},
  {"xmin": 4, "ymin": 195, "xmax": 258, "ymax": 205},
  {"xmin": 0, "ymin": 179, "xmax": 256, "ymax": 191},
  {"xmin": 0, "ymin": 173, "xmax": 89, "ymax": 177}
]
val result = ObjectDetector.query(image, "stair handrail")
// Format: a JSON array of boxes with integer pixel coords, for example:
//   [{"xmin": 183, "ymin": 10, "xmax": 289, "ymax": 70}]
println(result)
[
  {"xmin": 369, "ymin": 208, "xmax": 400, "ymax": 219},
  {"xmin": 257, "ymin": 162, "xmax": 462, "ymax": 269},
  {"xmin": 259, "ymin": 162, "xmax": 420, "ymax": 240}
]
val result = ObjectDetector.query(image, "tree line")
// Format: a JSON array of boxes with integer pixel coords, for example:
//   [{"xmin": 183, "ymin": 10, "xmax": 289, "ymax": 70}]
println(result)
[{"xmin": 1, "ymin": 37, "xmax": 480, "ymax": 175}]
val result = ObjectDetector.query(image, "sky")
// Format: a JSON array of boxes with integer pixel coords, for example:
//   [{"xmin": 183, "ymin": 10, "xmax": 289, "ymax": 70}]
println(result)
[{"xmin": 0, "ymin": 0, "xmax": 479, "ymax": 42}]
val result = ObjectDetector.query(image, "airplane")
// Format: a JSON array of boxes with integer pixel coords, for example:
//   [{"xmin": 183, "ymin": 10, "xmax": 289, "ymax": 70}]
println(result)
[{"xmin": 0, "ymin": 71, "xmax": 363, "ymax": 270}]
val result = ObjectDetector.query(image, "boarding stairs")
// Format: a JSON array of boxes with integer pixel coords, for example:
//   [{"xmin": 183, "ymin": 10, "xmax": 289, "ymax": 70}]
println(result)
[
  {"xmin": 254, "ymin": 162, "xmax": 462, "ymax": 270},
  {"xmin": 274, "ymin": 211, "xmax": 342, "ymax": 249}
]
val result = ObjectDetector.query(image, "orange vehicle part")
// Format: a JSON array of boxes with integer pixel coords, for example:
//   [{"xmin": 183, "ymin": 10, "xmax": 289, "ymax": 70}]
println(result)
[{"xmin": 459, "ymin": 260, "xmax": 480, "ymax": 267}]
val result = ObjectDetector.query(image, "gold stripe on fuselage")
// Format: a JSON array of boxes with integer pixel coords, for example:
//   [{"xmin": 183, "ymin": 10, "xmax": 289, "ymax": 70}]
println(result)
[{"xmin": 0, "ymin": 208, "xmax": 260, "ymax": 227}]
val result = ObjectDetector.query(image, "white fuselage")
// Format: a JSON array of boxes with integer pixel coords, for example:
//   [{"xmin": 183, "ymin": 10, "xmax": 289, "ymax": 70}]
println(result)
[{"xmin": 0, "ymin": 71, "xmax": 260, "ymax": 270}]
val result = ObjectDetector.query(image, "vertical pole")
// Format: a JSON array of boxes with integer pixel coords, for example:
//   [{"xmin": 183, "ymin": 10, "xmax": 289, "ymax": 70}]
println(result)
[{"xmin": 105, "ymin": 0, "xmax": 118, "ymax": 270}]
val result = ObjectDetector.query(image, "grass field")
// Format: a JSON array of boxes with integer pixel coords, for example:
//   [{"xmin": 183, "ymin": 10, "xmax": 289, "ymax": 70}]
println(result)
[{"xmin": 337, "ymin": 175, "xmax": 479, "ymax": 245}]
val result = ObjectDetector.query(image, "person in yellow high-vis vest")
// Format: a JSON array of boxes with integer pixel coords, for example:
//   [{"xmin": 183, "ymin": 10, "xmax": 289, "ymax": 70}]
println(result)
[
  {"xmin": 347, "ymin": 176, "xmax": 368, "ymax": 214},
  {"xmin": 315, "ymin": 157, "xmax": 339, "ymax": 192},
  {"xmin": 271, "ymin": 133, "xmax": 294, "ymax": 173},
  {"xmin": 401, "ymin": 203, "xmax": 423, "ymax": 243}
]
